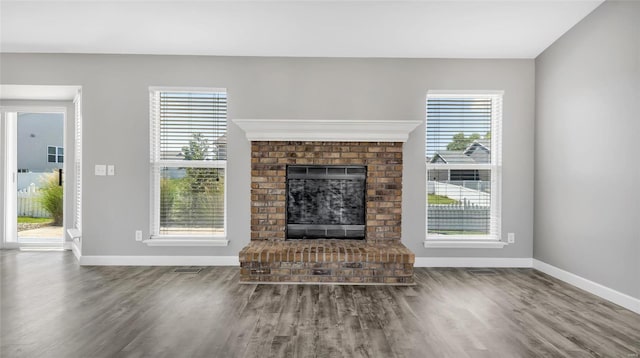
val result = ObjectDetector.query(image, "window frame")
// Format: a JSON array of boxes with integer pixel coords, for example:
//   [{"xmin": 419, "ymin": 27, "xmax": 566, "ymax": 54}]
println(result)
[
  {"xmin": 147, "ymin": 86, "xmax": 229, "ymax": 246},
  {"xmin": 424, "ymin": 90, "xmax": 505, "ymax": 248},
  {"xmin": 67, "ymin": 91, "xmax": 83, "ymax": 243}
]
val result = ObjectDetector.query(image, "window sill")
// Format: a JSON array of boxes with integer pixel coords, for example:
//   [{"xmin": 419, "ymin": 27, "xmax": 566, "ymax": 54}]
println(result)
[
  {"xmin": 424, "ymin": 240, "xmax": 507, "ymax": 249},
  {"xmin": 67, "ymin": 228, "xmax": 82, "ymax": 240},
  {"xmin": 143, "ymin": 237, "xmax": 229, "ymax": 247}
]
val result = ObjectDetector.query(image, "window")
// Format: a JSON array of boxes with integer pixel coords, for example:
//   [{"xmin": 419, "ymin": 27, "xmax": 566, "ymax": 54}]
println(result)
[
  {"xmin": 47, "ymin": 146, "xmax": 63, "ymax": 163},
  {"xmin": 426, "ymin": 91, "xmax": 502, "ymax": 242},
  {"xmin": 150, "ymin": 88, "xmax": 227, "ymax": 240}
]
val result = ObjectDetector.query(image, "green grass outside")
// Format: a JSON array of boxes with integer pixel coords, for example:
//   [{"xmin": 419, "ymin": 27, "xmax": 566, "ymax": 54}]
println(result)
[
  {"xmin": 18, "ymin": 216, "xmax": 53, "ymax": 224},
  {"xmin": 428, "ymin": 194, "xmax": 459, "ymax": 205}
]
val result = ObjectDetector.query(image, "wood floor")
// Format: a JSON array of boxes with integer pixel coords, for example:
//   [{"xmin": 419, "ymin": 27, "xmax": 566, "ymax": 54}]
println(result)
[{"xmin": 1, "ymin": 251, "xmax": 638, "ymax": 358}]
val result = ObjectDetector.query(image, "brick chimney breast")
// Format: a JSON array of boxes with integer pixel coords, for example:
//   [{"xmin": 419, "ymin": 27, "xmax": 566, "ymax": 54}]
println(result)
[{"xmin": 234, "ymin": 119, "xmax": 419, "ymax": 285}]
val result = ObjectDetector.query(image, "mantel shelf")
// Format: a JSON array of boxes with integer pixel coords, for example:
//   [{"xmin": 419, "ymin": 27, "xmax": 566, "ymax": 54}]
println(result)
[{"xmin": 232, "ymin": 119, "xmax": 421, "ymax": 142}]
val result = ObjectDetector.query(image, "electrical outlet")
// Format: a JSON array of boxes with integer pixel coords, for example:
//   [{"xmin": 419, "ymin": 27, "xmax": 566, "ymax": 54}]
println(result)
[
  {"xmin": 107, "ymin": 165, "xmax": 115, "ymax": 176},
  {"xmin": 135, "ymin": 230, "xmax": 142, "ymax": 242},
  {"xmin": 95, "ymin": 164, "xmax": 106, "ymax": 176},
  {"xmin": 507, "ymin": 232, "xmax": 515, "ymax": 244}
]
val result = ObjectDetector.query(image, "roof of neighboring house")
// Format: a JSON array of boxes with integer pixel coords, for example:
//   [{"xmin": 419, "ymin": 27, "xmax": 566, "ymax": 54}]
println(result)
[
  {"xmin": 429, "ymin": 139, "xmax": 492, "ymax": 164},
  {"xmin": 429, "ymin": 151, "xmax": 477, "ymax": 164},
  {"xmin": 463, "ymin": 139, "xmax": 491, "ymax": 156}
]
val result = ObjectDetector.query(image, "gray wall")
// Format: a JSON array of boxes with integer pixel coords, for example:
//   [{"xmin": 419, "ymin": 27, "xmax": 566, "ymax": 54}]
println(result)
[
  {"xmin": 535, "ymin": 1, "xmax": 640, "ymax": 299},
  {"xmin": 0, "ymin": 111, "xmax": 3, "ymax": 242},
  {"xmin": 17, "ymin": 112, "xmax": 64, "ymax": 172},
  {"xmin": 0, "ymin": 54, "xmax": 534, "ymax": 258}
]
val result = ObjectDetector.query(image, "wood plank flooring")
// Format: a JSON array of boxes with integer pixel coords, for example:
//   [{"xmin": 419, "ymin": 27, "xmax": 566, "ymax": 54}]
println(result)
[{"xmin": 1, "ymin": 250, "xmax": 638, "ymax": 358}]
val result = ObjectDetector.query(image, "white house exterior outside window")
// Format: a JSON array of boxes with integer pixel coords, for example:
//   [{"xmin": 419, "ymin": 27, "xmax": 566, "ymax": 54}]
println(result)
[
  {"xmin": 148, "ymin": 87, "xmax": 228, "ymax": 245},
  {"xmin": 425, "ymin": 91, "xmax": 503, "ymax": 247}
]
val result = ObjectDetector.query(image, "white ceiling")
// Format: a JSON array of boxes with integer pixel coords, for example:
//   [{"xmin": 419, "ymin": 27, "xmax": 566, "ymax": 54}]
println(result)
[{"xmin": 0, "ymin": 0, "xmax": 603, "ymax": 59}]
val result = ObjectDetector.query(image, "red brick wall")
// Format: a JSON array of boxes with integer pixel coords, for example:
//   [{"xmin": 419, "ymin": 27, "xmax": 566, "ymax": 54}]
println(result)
[{"xmin": 251, "ymin": 141, "xmax": 403, "ymax": 241}]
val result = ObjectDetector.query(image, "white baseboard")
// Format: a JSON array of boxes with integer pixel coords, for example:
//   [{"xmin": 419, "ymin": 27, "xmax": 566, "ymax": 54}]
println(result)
[
  {"xmin": 78, "ymin": 255, "xmax": 529, "ymax": 268},
  {"xmin": 71, "ymin": 239, "xmax": 81, "ymax": 261},
  {"xmin": 414, "ymin": 257, "xmax": 533, "ymax": 268},
  {"xmin": 79, "ymin": 255, "xmax": 239, "ymax": 266},
  {"xmin": 77, "ymin": 255, "xmax": 530, "ymax": 268},
  {"xmin": 533, "ymin": 259, "xmax": 640, "ymax": 315}
]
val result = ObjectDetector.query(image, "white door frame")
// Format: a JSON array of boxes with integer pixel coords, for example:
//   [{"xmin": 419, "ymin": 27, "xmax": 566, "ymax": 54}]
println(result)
[{"xmin": 1, "ymin": 106, "xmax": 67, "ymax": 249}]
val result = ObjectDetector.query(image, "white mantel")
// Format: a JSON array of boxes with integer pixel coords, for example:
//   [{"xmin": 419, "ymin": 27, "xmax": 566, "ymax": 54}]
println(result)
[{"xmin": 232, "ymin": 119, "xmax": 421, "ymax": 142}]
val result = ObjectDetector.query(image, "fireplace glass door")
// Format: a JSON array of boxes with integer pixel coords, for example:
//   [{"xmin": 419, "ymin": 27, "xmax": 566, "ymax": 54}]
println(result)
[{"xmin": 286, "ymin": 165, "xmax": 366, "ymax": 240}]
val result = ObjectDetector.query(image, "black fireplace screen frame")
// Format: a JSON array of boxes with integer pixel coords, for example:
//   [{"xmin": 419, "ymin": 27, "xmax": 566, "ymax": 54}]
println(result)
[{"xmin": 285, "ymin": 165, "xmax": 367, "ymax": 240}]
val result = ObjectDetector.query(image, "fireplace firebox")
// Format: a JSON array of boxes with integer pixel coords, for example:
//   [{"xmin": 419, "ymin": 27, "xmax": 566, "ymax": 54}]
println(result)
[{"xmin": 286, "ymin": 165, "xmax": 366, "ymax": 240}]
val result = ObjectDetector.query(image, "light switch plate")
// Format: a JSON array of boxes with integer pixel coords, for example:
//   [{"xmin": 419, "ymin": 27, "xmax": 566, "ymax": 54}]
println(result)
[
  {"xmin": 95, "ymin": 164, "xmax": 106, "ymax": 176},
  {"xmin": 107, "ymin": 165, "xmax": 115, "ymax": 176}
]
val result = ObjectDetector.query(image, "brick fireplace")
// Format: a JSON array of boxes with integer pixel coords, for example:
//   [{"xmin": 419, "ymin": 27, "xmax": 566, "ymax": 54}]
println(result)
[{"xmin": 235, "ymin": 119, "xmax": 420, "ymax": 284}]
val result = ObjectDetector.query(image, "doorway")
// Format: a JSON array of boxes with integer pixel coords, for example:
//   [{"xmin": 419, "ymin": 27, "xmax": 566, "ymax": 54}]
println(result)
[{"xmin": 3, "ymin": 109, "xmax": 66, "ymax": 248}]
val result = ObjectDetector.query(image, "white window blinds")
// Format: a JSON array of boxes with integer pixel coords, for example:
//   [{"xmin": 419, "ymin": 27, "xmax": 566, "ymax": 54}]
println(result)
[
  {"xmin": 150, "ymin": 89, "xmax": 227, "ymax": 238},
  {"xmin": 426, "ymin": 92, "xmax": 502, "ymax": 240}
]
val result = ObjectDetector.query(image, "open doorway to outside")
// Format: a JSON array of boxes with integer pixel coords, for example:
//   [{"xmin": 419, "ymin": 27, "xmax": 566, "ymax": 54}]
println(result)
[
  {"xmin": 1, "ymin": 85, "xmax": 82, "ymax": 254},
  {"xmin": 3, "ymin": 110, "xmax": 66, "ymax": 248},
  {"xmin": 15, "ymin": 112, "xmax": 65, "ymax": 245}
]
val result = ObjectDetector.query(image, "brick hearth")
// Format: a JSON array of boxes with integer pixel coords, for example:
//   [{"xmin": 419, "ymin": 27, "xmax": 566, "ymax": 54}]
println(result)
[
  {"xmin": 239, "ymin": 141, "xmax": 415, "ymax": 284},
  {"xmin": 239, "ymin": 240, "xmax": 414, "ymax": 284}
]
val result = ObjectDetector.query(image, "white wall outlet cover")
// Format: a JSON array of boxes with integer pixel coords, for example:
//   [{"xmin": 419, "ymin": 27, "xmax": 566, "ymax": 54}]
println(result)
[
  {"xmin": 135, "ymin": 230, "xmax": 142, "ymax": 241},
  {"xmin": 508, "ymin": 232, "xmax": 515, "ymax": 243},
  {"xmin": 95, "ymin": 164, "xmax": 106, "ymax": 176},
  {"xmin": 107, "ymin": 165, "xmax": 115, "ymax": 176}
]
